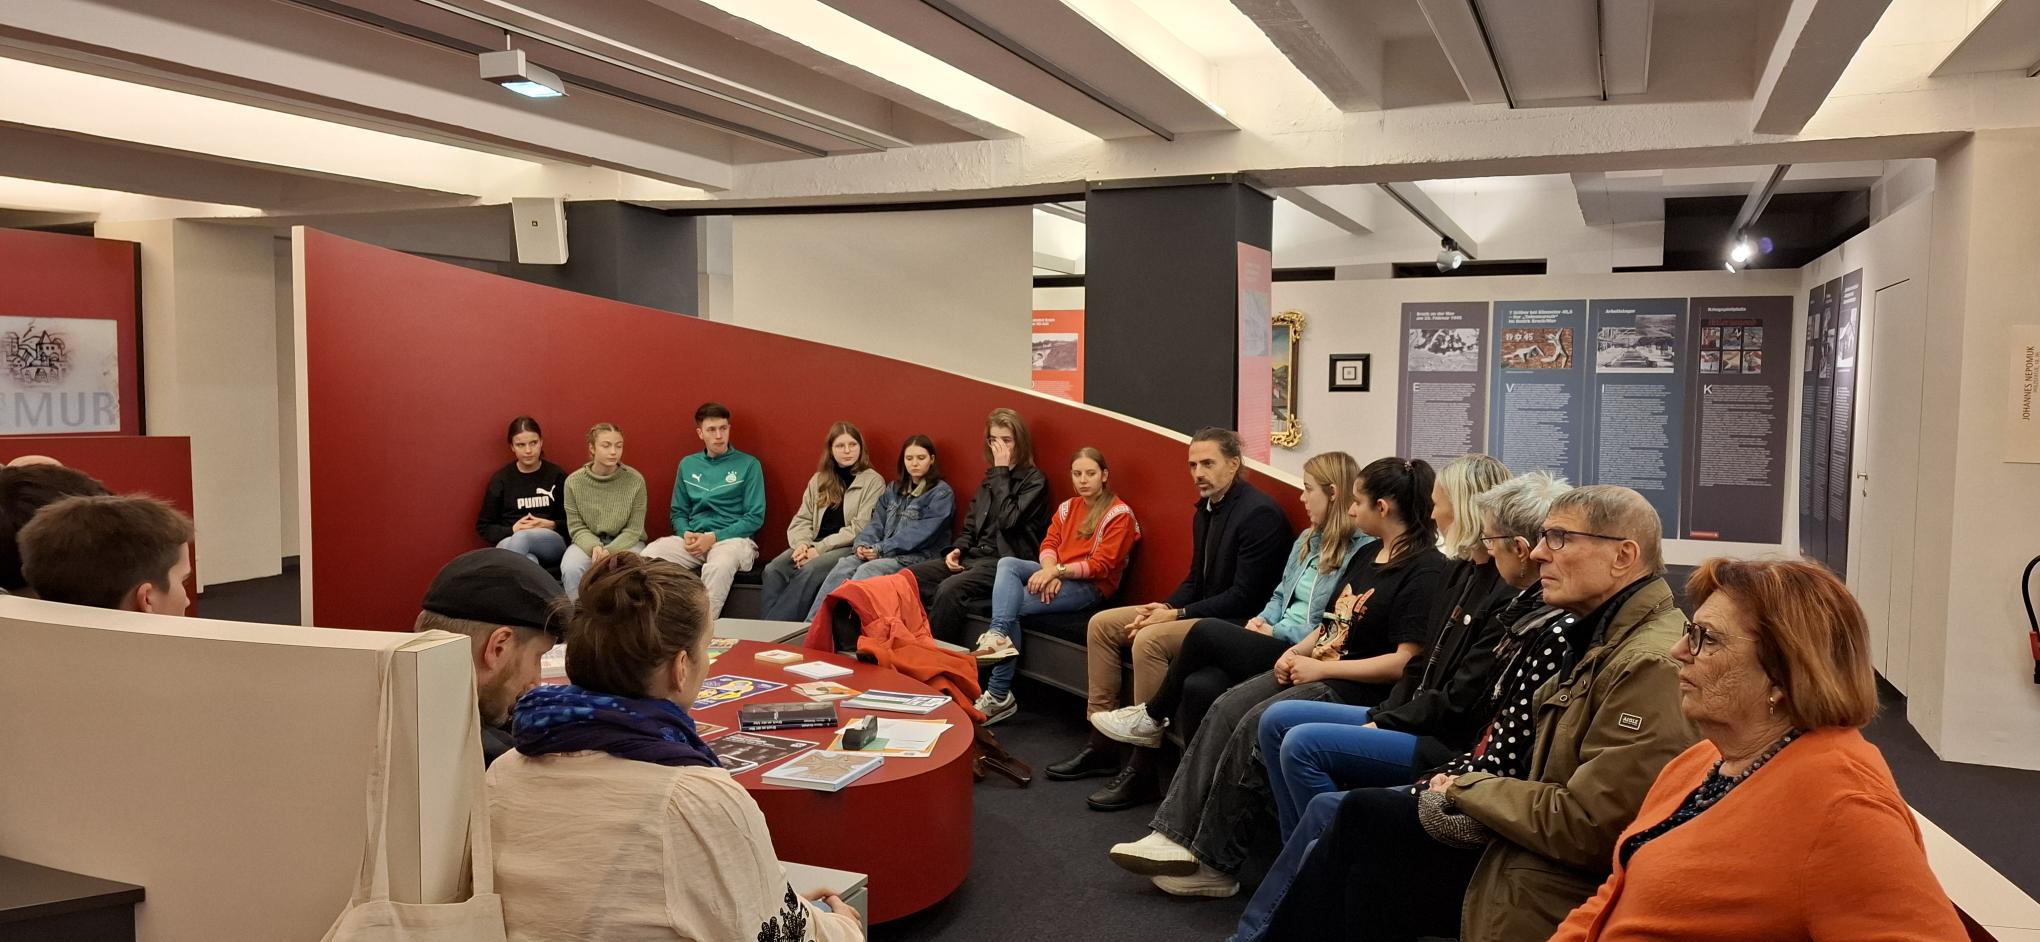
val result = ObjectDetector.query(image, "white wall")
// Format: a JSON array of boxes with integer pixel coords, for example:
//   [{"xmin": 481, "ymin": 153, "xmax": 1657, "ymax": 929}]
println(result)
[
  {"xmin": 95, "ymin": 219, "xmax": 284, "ymax": 587},
  {"xmin": 275, "ymin": 236, "xmax": 300, "ymax": 561},
  {"xmin": 1268, "ymin": 269, "xmax": 1804, "ymax": 566},
  {"xmin": 728, "ymin": 206, "xmax": 1033, "ymax": 386},
  {"xmin": 1906, "ymin": 130, "xmax": 2040, "ymax": 770}
]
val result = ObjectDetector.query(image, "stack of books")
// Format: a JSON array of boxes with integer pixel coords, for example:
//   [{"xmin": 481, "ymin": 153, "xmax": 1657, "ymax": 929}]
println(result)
[
  {"xmin": 785, "ymin": 660, "xmax": 853, "ymax": 680},
  {"xmin": 762, "ymin": 751, "xmax": 885, "ymax": 792},
  {"xmin": 843, "ymin": 690, "xmax": 949, "ymax": 714},
  {"xmin": 737, "ymin": 700, "xmax": 840, "ymax": 732}
]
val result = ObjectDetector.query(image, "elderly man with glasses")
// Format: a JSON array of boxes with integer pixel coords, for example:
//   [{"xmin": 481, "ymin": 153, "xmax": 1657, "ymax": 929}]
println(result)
[{"xmin": 1245, "ymin": 484, "xmax": 1697, "ymax": 942}]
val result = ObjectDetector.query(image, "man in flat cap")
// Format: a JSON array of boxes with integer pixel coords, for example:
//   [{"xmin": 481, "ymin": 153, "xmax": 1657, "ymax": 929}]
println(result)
[{"xmin": 416, "ymin": 548, "xmax": 569, "ymax": 765}]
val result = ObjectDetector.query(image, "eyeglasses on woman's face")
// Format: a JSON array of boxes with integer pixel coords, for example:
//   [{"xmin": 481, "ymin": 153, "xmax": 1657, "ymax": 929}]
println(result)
[
  {"xmin": 1682, "ymin": 619, "xmax": 1728, "ymax": 654},
  {"xmin": 1534, "ymin": 527, "xmax": 1625, "ymax": 552}
]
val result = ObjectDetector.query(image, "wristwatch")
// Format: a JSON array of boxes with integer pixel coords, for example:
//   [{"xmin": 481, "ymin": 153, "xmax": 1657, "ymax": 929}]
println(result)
[{"xmin": 1054, "ymin": 563, "xmax": 1068, "ymax": 578}]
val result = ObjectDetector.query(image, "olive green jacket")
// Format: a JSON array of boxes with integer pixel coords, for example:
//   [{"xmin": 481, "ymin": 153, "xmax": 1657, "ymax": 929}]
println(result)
[{"xmin": 1448, "ymin": 576, "xmax": 1697, "ymax": 942}]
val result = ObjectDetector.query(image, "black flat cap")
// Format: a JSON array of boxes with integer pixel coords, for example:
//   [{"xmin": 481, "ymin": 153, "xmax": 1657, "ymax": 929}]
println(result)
[{"xmin": 421, "ymin": 548, "xmax": 567, "ymax": 637}]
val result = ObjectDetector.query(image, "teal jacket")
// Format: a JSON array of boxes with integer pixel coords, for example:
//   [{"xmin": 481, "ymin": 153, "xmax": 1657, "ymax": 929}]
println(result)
[
  {"xmin": 1257, "ymin": 528, "xmax": 1375, "ymax": 643},
  {"xmin": 671, "ymin": 447, "xmax": 765, "ymax": 540}
]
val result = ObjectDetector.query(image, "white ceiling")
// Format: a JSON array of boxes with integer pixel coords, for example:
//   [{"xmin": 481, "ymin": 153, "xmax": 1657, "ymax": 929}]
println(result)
[{"xmin": 0, "ymin": 0, "xmax": 1989, "ymax": 219}]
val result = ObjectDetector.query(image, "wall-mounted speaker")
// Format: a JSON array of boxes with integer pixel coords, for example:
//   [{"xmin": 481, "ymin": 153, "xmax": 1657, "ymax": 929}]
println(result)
[{"xmin": 510, "ymin": 197, "xmax": 568, "ymax": 265}]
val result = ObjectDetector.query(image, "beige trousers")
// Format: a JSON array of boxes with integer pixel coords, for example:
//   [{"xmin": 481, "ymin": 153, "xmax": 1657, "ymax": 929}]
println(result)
[{"xmin": 1085, "ymin": 604, "xmax": 1197, "ymax": 715}]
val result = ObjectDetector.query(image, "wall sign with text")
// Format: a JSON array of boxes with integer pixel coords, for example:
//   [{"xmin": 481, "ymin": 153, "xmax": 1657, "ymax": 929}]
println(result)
[{"xmin": 0, "ymin": 317, "xmax": 123, "ymax": 434}]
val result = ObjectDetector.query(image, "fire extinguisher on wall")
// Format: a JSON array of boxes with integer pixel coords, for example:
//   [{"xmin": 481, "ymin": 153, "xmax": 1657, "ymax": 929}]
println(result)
[{"xmin": 2026, "ymin": 555, "xmax": 2040, "ymax": 685}]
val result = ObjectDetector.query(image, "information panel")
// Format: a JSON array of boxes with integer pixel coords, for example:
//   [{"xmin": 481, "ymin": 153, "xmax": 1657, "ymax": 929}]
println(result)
[
  {"xmin": 1587, "ymin": 299, "xmax": 1686, "ymax": 537},
  {"xmin": 1682, "ymin": 296, "xmax": 1792, "ymax": 543},
  {"xmin": 1489, "ymin": 300, "xmax": 1588, "ymax": 483},
  {"xmin": 1799, "ymin": 282, "xmax": 1825, "ymax": 560},
  {"xmin": 1825, "ymin": 270, "xmax": 1863, "ymax": 577},
  {"xmin": 1397, "ymin": 301, "xmax": 1489, "ymax": 467}
]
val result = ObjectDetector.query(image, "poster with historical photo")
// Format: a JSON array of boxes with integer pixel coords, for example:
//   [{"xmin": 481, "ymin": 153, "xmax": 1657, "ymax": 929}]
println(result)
[
  {"xmin": 1594, "ymin": 314, "xmax": 1679, "ymax": 374},
  {"xmin": 1586, "ymin": 300, "xmax": 1686, "ymax": 536},
  {"xmin": 1396, "ymin": 302, "xmax": 1490, "ymax": 467},
  {"xmin": 1683, "ymin": 297, "xmax": 1792, "ymax": 544},
  {"xmin": 1030, "ymin": 309, "xmax": 1084, "ymax": 402},
  {"xmin": 0, "ymin": 316, "xmax": 122, "ymax": 434},
  {"xmin": 1799, "ymin": 283, "xmax": 1828, "ymax": 563},
  {"xmin": 1824, "ymin": 269, "xmax": 1863, "ymax": 578},
  {"xmin": 1407, "ymin": 328, "xmax": 1481, "ymax": 373},
  {"xmin": 1490, "ymin": 301, "xmax": 1588, "ymax": 482}
]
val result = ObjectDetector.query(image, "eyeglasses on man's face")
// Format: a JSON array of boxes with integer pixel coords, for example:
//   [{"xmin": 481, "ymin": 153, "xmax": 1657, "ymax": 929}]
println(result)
[{"xmin": 1534, "ymin": 528, "xmax": 1625, "ymax": 552}]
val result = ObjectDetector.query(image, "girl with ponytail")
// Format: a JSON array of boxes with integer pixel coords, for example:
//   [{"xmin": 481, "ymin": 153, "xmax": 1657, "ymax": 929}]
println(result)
[
  {"xmin": 1101, "ymin": 455, "xmax": 1451, "ymax": 899},
  {"xmin": 969, "ymin": 447, "xmax": 1142, "ymax": 723},
  {"xmin": 489, "ymin": 553, "xmax": 865, "ymax": 941}
]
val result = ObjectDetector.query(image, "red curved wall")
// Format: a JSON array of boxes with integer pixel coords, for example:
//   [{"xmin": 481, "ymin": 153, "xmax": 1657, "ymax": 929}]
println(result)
[{"xmin": 301, "ymin": 230, "xmax": 1307, "ymax": 630}]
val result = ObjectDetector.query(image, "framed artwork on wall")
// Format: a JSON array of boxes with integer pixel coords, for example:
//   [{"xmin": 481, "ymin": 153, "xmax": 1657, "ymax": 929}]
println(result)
[
  {"xmin": 1272, "ymin": 310, "xmax": 1305, "ymax": 449},
  {"xmin": 1328, "ymin": 353, "xmax": 1371, "ymax": 392}
]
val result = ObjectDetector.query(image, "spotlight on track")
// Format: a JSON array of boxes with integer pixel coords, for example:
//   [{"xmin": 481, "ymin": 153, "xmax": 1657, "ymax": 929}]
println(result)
[
  {"xmin": 481, "ymin": 48, "xmax": 566, "ymax": 99},
  {"xmin": 1725, "ymin": 230, "xmax": 1755, "ymax": 273},
  {"xmin": 1436, "ymin": 238, "xmax": 1467, "ymax": 273}
]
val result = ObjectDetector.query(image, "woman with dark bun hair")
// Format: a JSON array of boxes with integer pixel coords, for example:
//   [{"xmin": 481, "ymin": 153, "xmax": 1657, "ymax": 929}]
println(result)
[
  {"xmin": 476, "ymin": 416, "xmax": 570, "ymax": 571},
  {"xmin": 488, "ymin": 553, "xmax": 864, "ymax": 942}
]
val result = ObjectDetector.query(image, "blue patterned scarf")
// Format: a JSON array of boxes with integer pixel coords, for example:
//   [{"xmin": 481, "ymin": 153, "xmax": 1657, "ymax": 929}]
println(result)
[{"xmin": 511, "ymin": 684, "xmax": 719, "ymax": 768}]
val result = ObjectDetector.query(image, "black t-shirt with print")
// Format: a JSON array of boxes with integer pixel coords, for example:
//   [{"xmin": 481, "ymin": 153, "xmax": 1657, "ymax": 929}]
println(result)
[{"xmin": 1319, "ymin": 542, "xmax": 1449, "ymax": 705}]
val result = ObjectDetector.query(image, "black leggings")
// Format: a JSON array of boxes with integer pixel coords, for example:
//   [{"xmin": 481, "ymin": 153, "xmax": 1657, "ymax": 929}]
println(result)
[
  {"xmin": 1262, "ymin": 786, "xmax": 1482, "ymax": 942},
  {"xmin": 1146, "ymin": 618, "xmax": 1290, "ymax": 744}
]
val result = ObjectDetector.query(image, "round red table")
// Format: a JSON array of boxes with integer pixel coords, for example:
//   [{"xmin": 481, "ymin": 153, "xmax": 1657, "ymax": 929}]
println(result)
[{"xmin": 690, "ymin": 640, "xmax": 974, "ymax": 923}]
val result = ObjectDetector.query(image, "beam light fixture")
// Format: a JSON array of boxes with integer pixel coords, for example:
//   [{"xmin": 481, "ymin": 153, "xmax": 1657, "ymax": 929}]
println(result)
[{"xmin": 480, "ymin": 49, "xmax": 566, "ymax": 99}]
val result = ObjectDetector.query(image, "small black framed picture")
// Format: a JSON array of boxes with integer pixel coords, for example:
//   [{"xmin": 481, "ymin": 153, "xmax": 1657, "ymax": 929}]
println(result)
[{"xmin": 1328, "ymin": 353, "xmax": 1371, "ymax": 392}]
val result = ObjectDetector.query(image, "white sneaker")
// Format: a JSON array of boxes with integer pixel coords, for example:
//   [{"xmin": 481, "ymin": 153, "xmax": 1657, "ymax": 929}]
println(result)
[
  {"xmin": 971, "ymin": 631, "xmax": 1019, "ymax": 662},
  {"xmin": 1152, "ymin": 865, "xmax": 1239, "ymax": 898},
  {"xmin": 975, "ymin": 690, "xmax": 1018, "ymax": 725},
  {"xmin": 1090, "ymin": 703, "xmax": 1165, "ymax": 748},
  {"xmin": 1108, "ymin": 831, "xmax": 1198, "ymax": 876}
]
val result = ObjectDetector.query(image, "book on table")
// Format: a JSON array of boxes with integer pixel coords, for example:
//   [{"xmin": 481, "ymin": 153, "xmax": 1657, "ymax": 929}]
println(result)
[
  {"xmin": 761, "ymin": 751, "xmax": 884, "ymax": 792},
  {"xmin": 794, "ymin": 681, "xmax": 861, "ymax": 702},
  {"xmin": 738, "ymin": 701, "xmax": 840, "ymax": 731},
  {"xmin": 842, "ymin": 690, "xmax": 950, "ymax": 715},
  {"xmin": 694, "ymin": 675, "xmax": 788, "ymax": 709},
  {"xmin": 712, "ymin": 731, "xmax": 814, "ymax": 774},
  {"xmin": 784, "ymin": 660, "xmax": 853, "ymax": 680},
  {"xmin": 824, "ymin": 718, "xmax": 952, "ymax": 758}
]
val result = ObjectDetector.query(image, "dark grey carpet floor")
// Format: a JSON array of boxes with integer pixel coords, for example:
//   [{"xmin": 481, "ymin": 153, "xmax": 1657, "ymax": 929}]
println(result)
[{"xmin": 199, "ymin": 569, "xmax": 2040, "ymax": 936}]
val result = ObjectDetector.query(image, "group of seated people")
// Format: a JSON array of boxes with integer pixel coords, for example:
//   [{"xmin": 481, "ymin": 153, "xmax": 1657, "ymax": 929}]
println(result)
[
  {"xmin": 439, "ymin": 404, "xmax": 1970, "ymax": 941},
  {"xmin": 0, "ymin": 399, "xmax": 1969, "ymax": 941}
]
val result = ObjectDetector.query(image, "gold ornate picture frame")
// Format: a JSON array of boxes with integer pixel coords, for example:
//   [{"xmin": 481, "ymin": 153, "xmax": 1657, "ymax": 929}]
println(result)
[{"xmin": 1272, "ymin": 310, "xmax": 1305, "ymax": 449}]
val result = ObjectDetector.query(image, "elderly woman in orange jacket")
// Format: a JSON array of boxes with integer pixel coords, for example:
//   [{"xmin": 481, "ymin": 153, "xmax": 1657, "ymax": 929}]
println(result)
[{"xmin": 1547, "ymin": 557, "xmax": 1965, "ymax": 942}]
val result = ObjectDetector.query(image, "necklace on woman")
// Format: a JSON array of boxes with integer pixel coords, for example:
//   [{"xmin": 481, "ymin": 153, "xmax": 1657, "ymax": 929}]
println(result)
[{"xmin": 1619, "ymin": 728, "xmax": 1802, "ymax": 864}]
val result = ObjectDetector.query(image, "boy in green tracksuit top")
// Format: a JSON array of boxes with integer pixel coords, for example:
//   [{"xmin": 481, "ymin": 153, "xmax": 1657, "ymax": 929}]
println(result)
[{"xmin": 643, "ymin": 402, "xmax": 766, "ymax": 616}]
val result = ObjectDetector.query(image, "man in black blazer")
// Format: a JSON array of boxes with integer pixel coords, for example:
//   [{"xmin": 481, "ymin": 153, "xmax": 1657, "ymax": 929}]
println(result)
[{"xmin": 1049, "ymin": 427, "xmax": 1293, "ymax": 809}]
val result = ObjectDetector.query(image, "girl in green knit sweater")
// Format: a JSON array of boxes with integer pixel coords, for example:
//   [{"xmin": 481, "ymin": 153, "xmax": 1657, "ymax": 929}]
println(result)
[{"xmin": 561, "ymin": 422, "xmax": 648, "ymax": 600}]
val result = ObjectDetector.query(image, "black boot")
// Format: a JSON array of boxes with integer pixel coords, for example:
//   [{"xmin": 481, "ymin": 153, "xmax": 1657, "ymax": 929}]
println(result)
[
  {"xmin": 1087, "ymin": 750, "xmax": 1159, "ymax": 811},
  {"xmin": 1046, "ymin": 731, "xmax": 1122, "ymax": 781}
]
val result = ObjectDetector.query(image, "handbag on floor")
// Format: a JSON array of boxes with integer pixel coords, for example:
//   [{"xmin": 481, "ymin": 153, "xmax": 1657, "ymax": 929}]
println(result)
[{"xmin": 321, "ymin": 635, "xmax": 507, "ymax": 942}]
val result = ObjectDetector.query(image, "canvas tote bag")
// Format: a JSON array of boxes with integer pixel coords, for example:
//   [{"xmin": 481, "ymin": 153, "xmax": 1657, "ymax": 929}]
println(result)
[{"xmin": 321, "ymin": 634, "xmax": 507, "ymax": 942}]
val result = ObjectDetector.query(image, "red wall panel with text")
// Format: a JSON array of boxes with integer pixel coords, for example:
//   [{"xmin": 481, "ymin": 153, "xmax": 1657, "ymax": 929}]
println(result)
[
  {"xmin": 302, "ymin": 230, "xmax": 1307, "ymax": 631},
  {"xmin": 0, "ymin": 229, "xmax": 143, "ymax": 436}
]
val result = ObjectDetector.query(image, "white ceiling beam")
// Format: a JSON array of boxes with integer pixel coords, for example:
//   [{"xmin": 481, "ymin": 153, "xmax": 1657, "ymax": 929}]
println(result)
[
  {"xmin": 1571, "ymin": 171, "xmax": 1612, "ymax": 226},
  {"xmin": 1600, "ymin": 0, "xmax": 1654, "ymax": 96},
  {"xmin": 1750, "ymin": 0, "xmax": 1896, "ymax": 135},
  {"xmin": 1377, "ymin": 181, "xmax": 1479, "ymax": 258},
  {"xmin": 1412, "ymin": 0, "xmax": 1509, "ymax": 105},
  {"xmin": 0, "ymin": 123, "xmax": 471, "ymax": 214},
  {"xmin": 811, "ymin": 0, "xmax": 1232, "ymax": 140},
  {"xmin": 1275, "ymin": 186, "xmax": 1377, "ymax": 236},
  {"xmin": 1931, "ymin": 0, "xmax": 2040, "ymax": 77},
  {"xmin": 0, "ymin": 0, "xmax": 737, "ymax": 189},
  {"xmin": 1230, "ymin": 0, "xmax": 1385, "ymax": 111}
]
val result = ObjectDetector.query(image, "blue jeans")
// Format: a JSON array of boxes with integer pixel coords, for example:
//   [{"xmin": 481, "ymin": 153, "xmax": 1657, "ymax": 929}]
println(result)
[
  {"xmin": 803, "ymin": 555, "xmax": 914, "ymax": 623},
  {"xmin": 560, "ymin": 541, "xmax": 644, "ymax": 601},
  {"xmin": 982, "ymin": 557, "xmax": 1102, "ymax": 698},
  {"xmin": 496, "ymin": 528, "xmax": 566, "ymax": 570},
  {"xmin": 1259, "ymin": 701, "xmax": 1420, "ymax": 836},
  {"xmin": 1230, "ymin": 788, "xmax": 1350, "ymax": 942}
]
